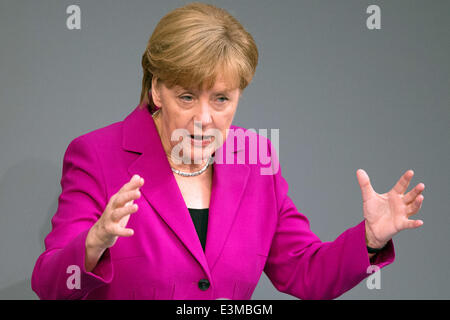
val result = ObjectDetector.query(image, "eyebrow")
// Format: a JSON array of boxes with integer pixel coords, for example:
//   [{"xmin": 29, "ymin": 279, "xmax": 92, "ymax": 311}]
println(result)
[{"xmin": 176, "ymin": 87, "xmax": 234, "ymax": 94}]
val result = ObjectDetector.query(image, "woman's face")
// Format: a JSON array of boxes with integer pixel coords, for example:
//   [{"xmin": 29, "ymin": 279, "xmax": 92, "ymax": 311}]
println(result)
[{"xmin": 151, "ymin": 76, "xmax": 241, "ymax": 167}]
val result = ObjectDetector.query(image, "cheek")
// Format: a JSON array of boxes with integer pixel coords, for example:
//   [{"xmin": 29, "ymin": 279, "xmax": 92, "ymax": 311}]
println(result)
[
  {"xmin": 164, "ymin": 121, "xmax": 186, "ymax": 146},
  {"xmin": 217, "ymin": 110, "xmax": 237, "ymax": 138},
  {"xmin": 217, "ymin": 127, "xmax": 232, "ymax": 144}
]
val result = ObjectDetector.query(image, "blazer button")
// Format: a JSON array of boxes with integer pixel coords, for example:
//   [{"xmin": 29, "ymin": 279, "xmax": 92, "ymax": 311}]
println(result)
[{"xmin": 198, "ymin": 279, "xmax": 210, "ymax": 291}]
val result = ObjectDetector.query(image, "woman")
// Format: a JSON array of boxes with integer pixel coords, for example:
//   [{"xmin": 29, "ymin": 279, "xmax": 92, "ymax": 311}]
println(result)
[{"xmin": 31, "ymin": 2, "xmax": 425, "ymax": 300}]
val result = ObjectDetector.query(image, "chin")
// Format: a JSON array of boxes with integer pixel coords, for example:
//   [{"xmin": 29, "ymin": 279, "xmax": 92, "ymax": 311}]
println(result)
[{"xmin": 189, "ymin": 152, "xmax": 214, "ymax": 165}]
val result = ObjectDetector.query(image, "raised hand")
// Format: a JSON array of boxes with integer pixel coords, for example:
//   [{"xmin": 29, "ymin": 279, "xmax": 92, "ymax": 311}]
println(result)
[
  {"xmin": 356, "ymin": 169, "xmax": 425, "ymax": 248},
  {"xmin": 85, "ymin": 174, "xmax": 144, "ymax": 271}
]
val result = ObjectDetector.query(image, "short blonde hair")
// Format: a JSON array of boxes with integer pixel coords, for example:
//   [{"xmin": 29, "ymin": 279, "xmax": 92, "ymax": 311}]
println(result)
[{"xmin": 139, "ymin": 2, "xmax": 259, "ymax": 111}]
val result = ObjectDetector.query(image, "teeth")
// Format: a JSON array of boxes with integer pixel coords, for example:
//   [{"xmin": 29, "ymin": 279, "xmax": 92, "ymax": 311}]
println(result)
[{"xmin": 190, "ymin": 135, "xmax": 211, "ymax": 140}]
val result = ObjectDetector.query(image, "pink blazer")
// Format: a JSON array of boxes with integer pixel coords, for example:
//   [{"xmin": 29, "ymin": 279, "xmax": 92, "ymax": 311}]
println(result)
[{"xmin": 31, "ymin": 103, "xmax": 395, "ymax": 300}]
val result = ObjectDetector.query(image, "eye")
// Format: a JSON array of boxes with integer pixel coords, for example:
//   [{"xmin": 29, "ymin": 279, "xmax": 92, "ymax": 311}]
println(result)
[
  {"xmin": 179, "ymin": 95, "xmax": 193, "ymax": 102},
  {"xmin": 217, "ymin": 96, "xmax": 229, "ymax": 103}
]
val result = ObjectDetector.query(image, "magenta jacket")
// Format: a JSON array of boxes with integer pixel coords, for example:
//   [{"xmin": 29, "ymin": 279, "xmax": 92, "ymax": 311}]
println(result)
[{"xmin": 31, "ymin": 103, "xmax": 395, "ymax": 300}]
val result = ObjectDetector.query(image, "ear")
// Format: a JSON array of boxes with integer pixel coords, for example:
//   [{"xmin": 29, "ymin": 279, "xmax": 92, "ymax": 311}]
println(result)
[{"xmin": 151, "ymin": 77, "xmax": 162, "ymax": 107}]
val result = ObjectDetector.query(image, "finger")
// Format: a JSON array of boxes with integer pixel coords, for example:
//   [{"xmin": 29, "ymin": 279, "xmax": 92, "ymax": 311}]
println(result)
[
  {"xmin": 112, "ymin": 189, "xmax": 141, "ymax": 209},
  {"xmin": 119, "ymin": 174, "xmax": 145, "ymax": 193},
  {"xmin": 403, "ymin": 183, "xmax": 425, "ymax": 204},
  {"xmin": 407, "ymin": 194, "xmax": 424, "ymax": 216},
  {"xmin": 356, "ymin": 169, "xmax": 376, "ymax": 202},
  {"xmin": 392, "ymin": 170, "xmax": 414, "ymax": 194},
  {"xmin": 111, "ymin": 225, "xmax": 135, "ymax": 237},
  {"xmin": 402, "ymin": 218, "xmax": 423, "ymax": 230},
  {"xmin": 111, "ymin": 203, "xmax": 138, "ymax": 222}
]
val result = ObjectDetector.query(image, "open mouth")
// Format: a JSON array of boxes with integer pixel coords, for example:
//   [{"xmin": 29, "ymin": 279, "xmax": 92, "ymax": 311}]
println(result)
[
  {"xmin": 189, "ymin": 134, "xmax": 213, "ymax": 141},
  {"xmin": 188, "ymin": 134, "xmax": 214, "ymax": 147}
]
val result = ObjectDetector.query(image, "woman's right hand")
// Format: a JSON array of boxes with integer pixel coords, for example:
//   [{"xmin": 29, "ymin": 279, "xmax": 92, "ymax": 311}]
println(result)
[{"xmin": 85, "ymin": 174, "xmax": 144, "ymax": 271}]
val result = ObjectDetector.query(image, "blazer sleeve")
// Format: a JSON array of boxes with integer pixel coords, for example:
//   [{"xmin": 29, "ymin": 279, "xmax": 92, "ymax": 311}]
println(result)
[
  {"xmin": 31, "ymin": 136, "xmax": 114, "ymax": 299},
  {"xmin": 263, "ymin": 139, "xmax": 395, "ymax": 300}
]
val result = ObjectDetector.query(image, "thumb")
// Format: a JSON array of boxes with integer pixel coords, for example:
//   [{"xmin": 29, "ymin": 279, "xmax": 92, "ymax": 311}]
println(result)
[{"xmin": 356, "ymin": 169, "xmax": 375, "ymax": 202}]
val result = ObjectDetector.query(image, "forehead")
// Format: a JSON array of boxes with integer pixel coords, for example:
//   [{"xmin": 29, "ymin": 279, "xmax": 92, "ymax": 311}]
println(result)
[{"xmin": 172, "ymin": 75, "xmax": 239, "ymax": 93}]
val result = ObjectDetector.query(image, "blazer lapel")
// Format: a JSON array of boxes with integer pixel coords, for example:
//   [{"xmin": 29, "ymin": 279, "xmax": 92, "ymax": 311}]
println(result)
[
  {"xmin": 122, "ymin": 104, "xmax": 249, "ymax": 276},
  {"xmin": 206, "ymin": 147, "xmax": 250, "ymax": 271}
]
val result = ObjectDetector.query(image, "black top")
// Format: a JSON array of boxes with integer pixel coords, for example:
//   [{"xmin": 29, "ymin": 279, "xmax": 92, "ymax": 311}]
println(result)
[{"xmin": 187, "ymin": 208, "xmax": 209, "ymax": 251}]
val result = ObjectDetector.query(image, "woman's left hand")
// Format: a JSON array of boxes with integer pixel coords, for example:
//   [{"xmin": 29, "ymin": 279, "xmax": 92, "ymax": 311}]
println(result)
[{"xmin": 356, "ymin": 169, "xmax": 425, "ymax": 248}]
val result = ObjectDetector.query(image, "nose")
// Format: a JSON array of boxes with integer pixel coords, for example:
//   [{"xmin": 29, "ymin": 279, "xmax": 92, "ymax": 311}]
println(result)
[{"xmin": 194, "ymin": 102, "xmax": 212, "ymax": 128}]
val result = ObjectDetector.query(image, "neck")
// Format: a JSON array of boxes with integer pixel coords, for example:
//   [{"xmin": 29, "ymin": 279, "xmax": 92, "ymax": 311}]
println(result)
[{"xmin": 166, "ymin": 150, "xmax": 211, "ymax": 173}]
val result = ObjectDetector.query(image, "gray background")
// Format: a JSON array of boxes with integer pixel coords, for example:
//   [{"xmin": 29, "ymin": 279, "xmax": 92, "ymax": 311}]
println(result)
[{"xmin": 0, "ymin": 0, "xmax": 448, "ymax": 299}]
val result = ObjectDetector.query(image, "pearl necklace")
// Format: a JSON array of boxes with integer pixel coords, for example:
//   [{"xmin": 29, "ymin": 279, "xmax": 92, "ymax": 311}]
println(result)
[{"xmin": 152, "ymin": 108, "xmax": 214, "ymax": 177}]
